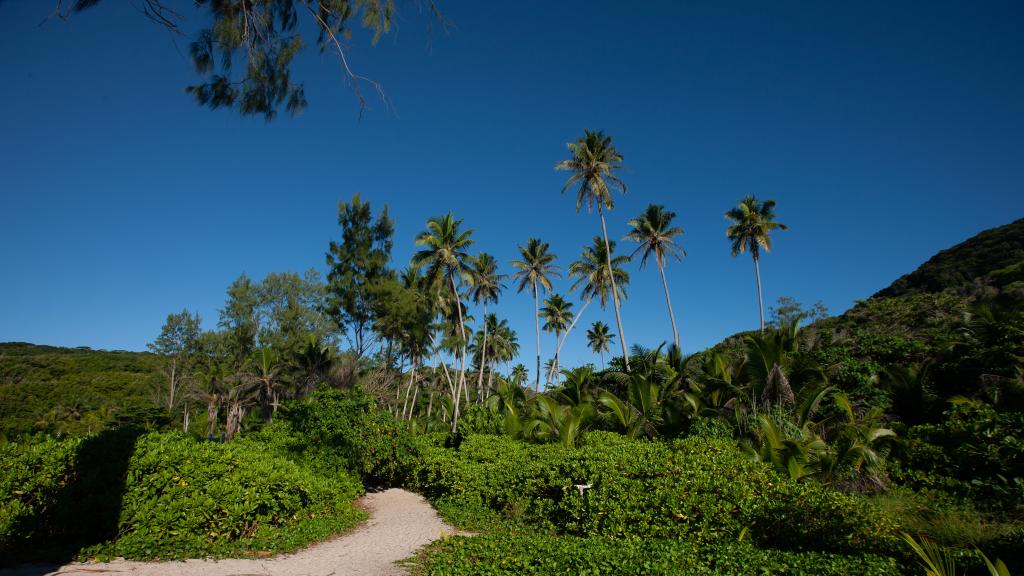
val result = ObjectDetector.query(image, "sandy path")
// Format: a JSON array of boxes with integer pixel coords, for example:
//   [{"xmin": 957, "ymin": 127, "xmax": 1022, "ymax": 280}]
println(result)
[{"xmin": 2, "ymin": 489, "xmax": 454, "ymax": 576}]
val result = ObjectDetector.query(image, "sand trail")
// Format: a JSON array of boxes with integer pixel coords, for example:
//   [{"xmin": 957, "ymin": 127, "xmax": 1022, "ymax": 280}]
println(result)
[{"xmin": 2, "ymin": 489, "xmax": 453, "ymax": 576}]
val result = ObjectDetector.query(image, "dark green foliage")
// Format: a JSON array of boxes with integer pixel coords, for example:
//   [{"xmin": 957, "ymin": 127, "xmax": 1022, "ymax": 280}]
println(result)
[
  {"xmin": 326, "ymin": 194, "xmax": 395, "ymax": 358},
  {"xmin": 409, "ymin": 432, "xmax": 901, "ymax": 555},
  {"xmin": 70, "ymin": 1, "xmax": 399, "ymax": 120},
  {"xmin": 264, "ymin": 388, "xmax": 418, "ymax": 485},
  {"xmin": 875, "ymin": 218, "xmax": 1024, "ymax": 302},
  {"xmin": 0, "ymin": 436, "xmax": 80, "ymax": 555},
  {"xmin": 0, "ymin": 343, "xmax": 164, "ymax": 439},
  {"xmin": 88, "ymin": 432, "xmax": 364, "ymax": 560},
  {"xmin": 894, "ymin": 402, "xmax": 1024, "ymax": 506},
  {"xmin": 413, "ymin": 534, "xmax": 902, "ymax": 576},
  {"xmin": 0, "ymin": 429, "xmax": 364, "ymax": 561}
]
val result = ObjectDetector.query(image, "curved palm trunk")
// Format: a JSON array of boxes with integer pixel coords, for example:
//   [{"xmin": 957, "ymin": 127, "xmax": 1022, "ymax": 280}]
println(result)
[
  {"xmin": 533, "ymin": 280, "xmax": 541, "ymax": 392},
  {"xmin": 555, "ymin": 297, "xmax": 592, "ymax": 360},
  {"xmin": 656, "ymin": 254, "xmax": 680, "ymax": 349},
  {"xmin": 476, "ymin": 302, "xmax": 489, "ymax": 404},
  {"xmin": 598, "ymin": 205, "xmax": 630, "ymax": 370},
  {"xmin": 450, "ymin": 272, "xmax": 468, "ymax": 433},
  {"xmin": 753, "ymin": 253, "xmax": 765, "ymax": 333}
]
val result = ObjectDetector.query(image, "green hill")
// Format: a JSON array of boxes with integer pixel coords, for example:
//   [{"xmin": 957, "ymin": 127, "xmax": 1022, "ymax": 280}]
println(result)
[
  {"xmin": 0, "ymin": 343, "xmax": 164, "ymax": 439},
  {"xmin": 874, "ymin": 218, "xmax": 1024, "ymax": 302}
]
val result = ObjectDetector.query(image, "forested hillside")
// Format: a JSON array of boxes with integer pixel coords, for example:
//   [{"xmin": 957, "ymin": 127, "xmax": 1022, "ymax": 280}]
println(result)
[{"xmin": 0, "ymin": 343, "xmax": 164, "ymax": 439}]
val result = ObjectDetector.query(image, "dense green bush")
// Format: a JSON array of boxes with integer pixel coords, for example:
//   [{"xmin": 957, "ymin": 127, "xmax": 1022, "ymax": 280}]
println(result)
[
  {"xmin": 89, "ymin": 432, "xmax": 364, "ymax": 559},
  {"xmin": 410, "ymin": 432, "xmax": 901, "ymax": 555},
  {"xmin": 413, "ymin": 534, "xmax": 903, "ymax": 576},
  {"xmin": 1, "ymin": 430, "xmax": 366, "ymax": 561},
  {"xmin": 0, "ymin": 436, "xmax": 80, "ymax": 554},
  {"xmin": 258, "ymin": 388, "xmax": 418, "ymax": 485}
]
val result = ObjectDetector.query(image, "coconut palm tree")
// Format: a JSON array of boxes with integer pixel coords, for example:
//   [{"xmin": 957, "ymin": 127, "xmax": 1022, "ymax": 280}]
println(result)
[
  {"xmin": 510, "ymin": 363, "xmax": 529, "ymax": 388},
  {"xmin": 540, "ymin": 293, "xmax": 574, "ymax": 385},
  {"xmin": 626, "ymin": 203, "xmax": 686, "ymax": 349},
  {"xmin": 586, "ymin": 321, "xmax": 614, "ymax": 369},
  {"xmin": 560, "ymin": 236, "xmax": 630, "ymax": 360},
  {"xmin": 556, "ymin": 129, "xmax": 631, "ymax": 370},
  {"xmin": 725, "ymin": 196, "xmax": 787, "ymax": 332},
  {"xmin": 412, "ymin": 213, "xmax": 475, "ymax": 432},
  {"xmin": 511, "ymin": 238, "xmax": 560, "ymax": 392},
  {"xmin": 465, "ymin": 253, "xmax": 505, "ymax": 402}
]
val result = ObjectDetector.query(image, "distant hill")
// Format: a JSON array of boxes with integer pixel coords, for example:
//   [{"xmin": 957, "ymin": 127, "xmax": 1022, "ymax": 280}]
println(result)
[
  {"xmin": 0, "ymin": 342, "xmax": 164, "ymax": 439},
  {"xmin": 873, "ymin": 218, "xmax": 1024, "ymax": 302}
]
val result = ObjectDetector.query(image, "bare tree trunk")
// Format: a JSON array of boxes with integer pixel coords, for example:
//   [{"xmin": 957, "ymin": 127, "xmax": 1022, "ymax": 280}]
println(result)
[
  {"xmin": 206, "ymin": 395, "xmax": 219, "ymax": 438},
  {"xmin": 599, "ymin": 206, "xmax": 630, "ymax": 371},
  {"xmin": 182, "ymin": 404, "xmax": 190, "ymax": 433},
  {"xmin": 753, "ymin": 253, "xmax": 765, "ymax": 333},
  {"xmin": 657, "ymin": 254, "xmax": 681, "ymax": 349},
  {"xmin": 401, "ymin": 358, "xmax": 417, "ymax": 420},
  {"xmin": 533, "ymin": 280, "xmax": 542, "ymax": 392},
  {"xmin": 476, "ymin": 301, "xmax": 488, "ymax": 404},
  {"xmin": 167, "ymin": 358, "xmax": 177, "ymax": 411},
  {"xmin": 450, "ymin": 272, "xmax": 469, "ymax": 433},
  {"xmin": 410, "ymin": 380, "xmax": 421, "ymax": 420},
  {"xmin": 555, "ymin": 298, "xmax": 592, "ymax": 360}
]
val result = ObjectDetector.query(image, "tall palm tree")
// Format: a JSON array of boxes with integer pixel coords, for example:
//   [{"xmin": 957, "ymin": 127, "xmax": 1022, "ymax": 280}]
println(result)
[
  {"xmin": 465, "ymin": 253, "xmax": 505, "ymax": 401},
  {"xmin": 560, "ymin": 236, "xmax": 630, "ymax": 359},
  {"xmin": 725, "ymin": 196, "xmax": 787, "ymax": 332},
  {"xmin": 412, "ymin": 213, "xmax": 475, "ymax": 432},
  {"xmin": 586, "ymin": 321, "xmax": 614, "ymax": 369},
  {"xmin": 556, "ymin": 129, "xmax": 631, "ymax": 370},
  {"xmin": 540, "ymin": 293, "xmax": 574, "ymax": 385},
  {"xmin": 511, "ymin": 238, "xmax": 560, "ymax": 392},
  {"xmin": 626, "ymin": 203, "xmax": 686, "ymax": 349}
]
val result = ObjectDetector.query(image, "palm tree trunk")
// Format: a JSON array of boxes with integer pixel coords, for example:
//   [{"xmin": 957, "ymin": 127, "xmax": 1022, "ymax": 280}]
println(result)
[
  {"xmin": 450, "ymin": 272, "xmax": 468, "ymax": 433},
  {"xmin": 753, "ymin": 253, "xmax": 765, "ymax": 333},
  {"xmin": 476, "ymin": 302, "xmax": 489, "ymax": 404},
  {"xmin": 599, "ymin": 206, "xmax": 630, "ymax": 370},
  {"xmin": 657, "ymin": 254, "xmax": 680, "ymax": 349},
  {"xmin": 556, "ymin": 298, "xmax": 592, "ymax": 360},
  {"xmin": 401, "ymin": 358, "xmax": 417, "ymax": 420},
  {"xmin": 533, "ymin": 280, "xmax": 541, "ymax": 392}
]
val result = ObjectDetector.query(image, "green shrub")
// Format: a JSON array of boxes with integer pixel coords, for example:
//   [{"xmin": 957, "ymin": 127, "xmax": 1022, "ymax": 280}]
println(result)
[
  {"xmin": 270, "ymin": 388, "xmax": 418, "ymax": 485},
  {"xmin": 0, "ymin": 436, "xmax": 80, "ymax": 555},
  {"xmin": 87, "ymin": 432, "xmax": 364, "ymax": 559},
  {"xmin": 1, "ymin": 430, "xmax": 366, "ymax": 561},
  {"xmin": 410, "ymin": 431, "xmax": 901, "ymax": 555},
  {"xmin": 688, "ymin": 416, "xmax": 735, "ymax": 440},
  {"xmin": 413, "ymin": 534, "xmax": 903, "ymax": 576}
]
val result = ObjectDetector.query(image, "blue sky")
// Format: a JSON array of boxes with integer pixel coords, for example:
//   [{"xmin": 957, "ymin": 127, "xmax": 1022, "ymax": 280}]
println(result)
[{"xmin": 1, "ymin": 1, "xmax": 1022, "ymax": 379}]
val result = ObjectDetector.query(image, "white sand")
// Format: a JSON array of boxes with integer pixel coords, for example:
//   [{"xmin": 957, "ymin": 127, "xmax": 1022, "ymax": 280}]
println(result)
[{"xmin": 1, "ymin": 489, "xmax": 455, "ymax": 576}]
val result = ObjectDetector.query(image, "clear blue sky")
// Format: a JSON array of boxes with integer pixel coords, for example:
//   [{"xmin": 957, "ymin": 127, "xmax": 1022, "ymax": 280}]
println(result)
[{"xmin": 1, "ymin": 1, "xmax": 1022, "ymax": 379}]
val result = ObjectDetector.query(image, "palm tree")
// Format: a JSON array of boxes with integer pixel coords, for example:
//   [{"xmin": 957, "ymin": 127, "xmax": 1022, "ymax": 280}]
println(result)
[
  {"xmin": 725, "ymin": 196, "xmax": 787, "ymax": 332},
  {"xmin": 412, "ymin": 213, "xmax": 475, "ymax": 432},
  {"xmin": 560, "ymin": 236, "xmax": 630, "ymax": 359},
  {"xmin": 626, "ymin": 203, "xmax": 686, "ymax": 349},
  {"xmin": 556, "ymin": 129, "xmax": 631, "ymax": 370},
  {"xmin": 466, "ymin": 253, "xmax": 505, "ymax": 401},
  {"xmin": 511, "ymin": 238, "xmax": 560, "ymax": 392},
  {"xmin": 540, "ymin": 293, "xmax": 574, "ymax": 385},
  {"xmin": 510, "ymin": 363, "xmax": 529, "ymax": 388},
  {"xmin": 586, "ymin": 321, "xmax": 614, "ymax": 369}
]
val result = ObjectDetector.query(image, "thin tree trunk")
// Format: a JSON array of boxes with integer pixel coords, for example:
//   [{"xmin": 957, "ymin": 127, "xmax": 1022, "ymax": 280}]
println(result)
[
  {"xmin": 657, "ymin": 254, "xmax": 680, "ymax": 349},
  {"xmin": 533, "ymin": 280, "xmax": 542, "ymax": 392},
  {"xmin": 556, "ymin": 298, "xmax": 592, "ymax": 360},
  {"xmin": 401, "ymin": 358, "xmax": 417, "ymax": 420},
  {"xmin": 476, "ymin": 302, "xmax": 488, "ymax": 404},
  {"xmin": 168, "ymin": 358, "xmax": 177, "ymax": 411},
  {"xmin": 410, "ymin": 380, "xmax": 421, "ymax": 420},
  {"xmin": 753, "ymin": 253, "xmax": 765, "ymax": 333},
  {"xmin": 450, "ymin": 272, "xmax": 469, "ymax": 433},
  {"xmin": 599, "ymin": 206, "xmax": 630, "ymax": 370}
]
